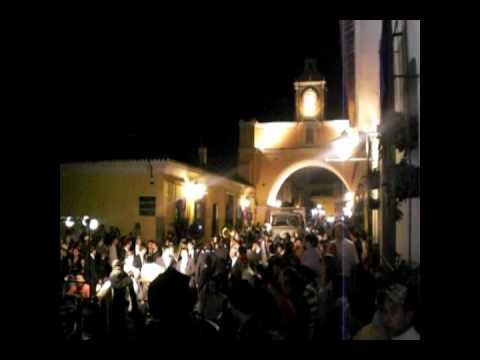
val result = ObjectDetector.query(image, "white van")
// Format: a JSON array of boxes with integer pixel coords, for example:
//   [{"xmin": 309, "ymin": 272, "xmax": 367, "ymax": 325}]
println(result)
[{"xmin": 269, "ymin": 207, "xmax": 306, "ymax": 239}]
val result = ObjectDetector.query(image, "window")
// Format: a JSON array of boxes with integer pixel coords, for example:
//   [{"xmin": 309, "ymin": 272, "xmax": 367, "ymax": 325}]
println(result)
[
  {"xmin": 139, "ymin": 196, "xmax": 156, "ymax": 216},
  {"xmin": 225, "ymin": 194, "xmax": 234, "ymax": 227}
]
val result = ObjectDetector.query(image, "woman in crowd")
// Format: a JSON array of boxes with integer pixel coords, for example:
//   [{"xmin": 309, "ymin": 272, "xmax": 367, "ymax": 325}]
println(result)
[
  {"xmin": 279, "ymin": 267, "xmax": 311, "ymax": 341},
  {"xmin": 70, "ymin": 246, "xmax": 84, "ymax": 276},
  {"xmin": 134, "ymin": 236, "xmax": 146, "ymax": 267},
  {"xmin": 109, "ymin": 237, "xmax": 120, "ymax": 266}
]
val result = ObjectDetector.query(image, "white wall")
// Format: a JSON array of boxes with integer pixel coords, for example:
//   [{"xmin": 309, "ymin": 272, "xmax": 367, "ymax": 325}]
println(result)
[{"xmin": 354, "ymin": 20, "xmax": 382, "ymax": 133}]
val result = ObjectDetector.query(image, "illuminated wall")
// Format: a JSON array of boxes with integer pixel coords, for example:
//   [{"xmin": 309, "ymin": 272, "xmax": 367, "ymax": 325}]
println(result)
[
  {"xmin": 354, "ymin": 20, "xmax": 382, "ymax": 133},
  {"xmin": 60, "ymin": 160, "xmax": 255, "ymax": 242},
  {"xmin": 251, "ymin": 120, "xmax": 351, "ymax": 151},
  {"xmin": 341, "ymin": 20, "xmax": 383, "ymax": 244},
  {"xmin": 60, "ymin": 164, "xmax": 161, "ymax": 241}
]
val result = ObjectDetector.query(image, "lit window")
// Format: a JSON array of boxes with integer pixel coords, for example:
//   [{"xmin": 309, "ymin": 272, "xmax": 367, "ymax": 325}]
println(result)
[{"xmin": 302, "ymin": 88, "xmax": 318, "ymax": 117}]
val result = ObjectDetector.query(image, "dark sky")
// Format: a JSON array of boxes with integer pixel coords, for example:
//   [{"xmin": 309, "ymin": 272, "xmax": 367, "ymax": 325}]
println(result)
[{"xmin": 59, "ymin": 20, "xmax": 342, "ymax": 170}]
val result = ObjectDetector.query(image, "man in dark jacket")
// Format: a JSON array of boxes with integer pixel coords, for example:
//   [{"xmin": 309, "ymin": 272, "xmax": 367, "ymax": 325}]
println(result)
[
  {"xmin": 84, "ymin": 245, "xmax": 98, "ymax": 299},
  {"xmin": 108, "ymin": 260, "xmax": 141, "ymax": 338}
]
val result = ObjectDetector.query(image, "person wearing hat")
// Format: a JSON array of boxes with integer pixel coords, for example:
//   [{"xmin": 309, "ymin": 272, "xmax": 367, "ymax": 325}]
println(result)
[
  {"xmin": 353, "ymin": 283, "xmax": 419, "ymax": 340},
  {"xmin": 382, "ymin": 283, "xmax": 420, "ymax": 340}
]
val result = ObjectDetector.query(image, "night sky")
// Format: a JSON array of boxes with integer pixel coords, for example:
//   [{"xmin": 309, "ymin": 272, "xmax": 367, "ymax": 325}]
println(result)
[{"xmin": 59, "ymin": 19, "xmax": 342, "ymax": 171}]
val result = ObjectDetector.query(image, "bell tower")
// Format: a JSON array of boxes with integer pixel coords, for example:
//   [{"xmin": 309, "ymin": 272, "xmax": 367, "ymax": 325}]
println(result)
[{"xmin": 294, "ymin": 58, "xmax": 327, "ymax": 122}]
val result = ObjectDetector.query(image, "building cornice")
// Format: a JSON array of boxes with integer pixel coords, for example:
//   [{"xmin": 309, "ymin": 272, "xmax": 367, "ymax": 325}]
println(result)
[
  {"xmin": 294, "ymin": 81, "xmax": 326, "ymax": 88},
  {"xmin": 60, "ymin": 159, "xmax": 254, "ymax": 192}
]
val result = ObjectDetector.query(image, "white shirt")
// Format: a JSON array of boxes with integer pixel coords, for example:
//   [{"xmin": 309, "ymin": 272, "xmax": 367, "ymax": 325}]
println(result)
[
  {"xmin": 231, "ymin": 255, "xmax": 238, "ymax": 268},
  {"xmin": 124, "ymin": 254, "xmax": 140, "ymax": 279},
  {"xmin": 392, "ymin": 326, "xmax": 420, "ymax": 340},
  {"xmin": 162, "ymin": 247, "xmax": 173, "ymax": 268},
  {"xmin": 179, "ymin": 249, "xmax": 189, "ymax": 274},
  {"xmin": 332, "ymin": 238, "xmax": 359, "ymax": 278}
]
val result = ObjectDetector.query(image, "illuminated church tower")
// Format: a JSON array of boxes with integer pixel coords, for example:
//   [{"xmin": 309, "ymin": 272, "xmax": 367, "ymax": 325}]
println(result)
[{"xmin": 294, "ymin": 58, "xmax": 327, "ymax": 122}]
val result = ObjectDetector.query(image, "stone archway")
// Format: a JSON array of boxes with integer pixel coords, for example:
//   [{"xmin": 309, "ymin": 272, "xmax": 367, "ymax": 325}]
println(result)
[{"xmin": 266, "ymin": 159, "xmax": 353, "ymax": 207}]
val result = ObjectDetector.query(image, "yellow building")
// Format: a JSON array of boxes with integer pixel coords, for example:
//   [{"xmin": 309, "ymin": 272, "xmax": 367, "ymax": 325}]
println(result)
[{"xmin": 60, "ymin": 159, "xmax": 255, "ymax": 242}]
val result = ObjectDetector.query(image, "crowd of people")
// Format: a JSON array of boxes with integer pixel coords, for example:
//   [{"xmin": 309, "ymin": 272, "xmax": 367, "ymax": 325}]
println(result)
[{"xmin": 59, "ymin": 220, "xmax": 421, "ymax": 341}]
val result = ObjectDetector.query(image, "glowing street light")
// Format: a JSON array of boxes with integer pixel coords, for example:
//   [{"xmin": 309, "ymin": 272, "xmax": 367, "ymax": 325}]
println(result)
[
  {"xmin": 344, "ymin": 192, "xmax": 354, "ymax": 202},
  {"xmin": 240, "ymin": 196, "xmax": 251, "ymax": 210},
  {"xmin": 82, "ymin": 216, "xmax": 89, "ymax": 227},
  {"xmin": 332, "ymin": 130, "xmax": 360, "ymax": 160},
  {"xmin": 316, "ymin": 204, "xmax": 322, "ymax": 209},
  {"xmin": 184, "ymin": 181, "xmax": 207, "ymax": 201},
  {"xmin": 65, "ymin": 216, "xmax": 75, "ymax": 228},
  {"xmin": 326, "ymin": 216, "xmax": 335, "ymax": 224},
  {"xmin": 89, "ymin": 218, "xmax": 99, "ymax": 231},
  {"xmin": 343, "ymin": 207, "xmax": 352, "ymax": 218}
]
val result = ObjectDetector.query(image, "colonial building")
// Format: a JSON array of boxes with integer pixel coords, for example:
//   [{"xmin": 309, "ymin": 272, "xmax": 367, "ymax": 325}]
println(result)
[
  {"xmin": 60, "ymin": 158, "xmax": 255, "ymax": 243},
  {"xmin": 340, "ymin": 20, "xmax": 420, "ymax": 265}
]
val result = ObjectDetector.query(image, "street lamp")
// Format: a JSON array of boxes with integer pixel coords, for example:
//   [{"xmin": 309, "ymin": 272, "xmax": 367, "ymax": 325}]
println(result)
[
  {"xmin": 326, "ymin": 130, "xmax": 374, "ymax": 163},
  {"xmin": 65, "ymin": 216, "xmax": 75, "ymax": 228},
  {"xmin": 184, "ymin": 181, "xmax": 207, "ymax": 201},
  {"xmin": 332, "ymin": 130, "xmax": 360, "ymax": 160},
  {"xmin": 240, "ymin": 196, "xmax": 250, "ymax": 210},
  {"xmin": 89, "ymin": 218, "xmax": 99, "ymax": 231},
  {"xmin": 344, "ymin": 192, "xmax": 354, "ymax": 202}
]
